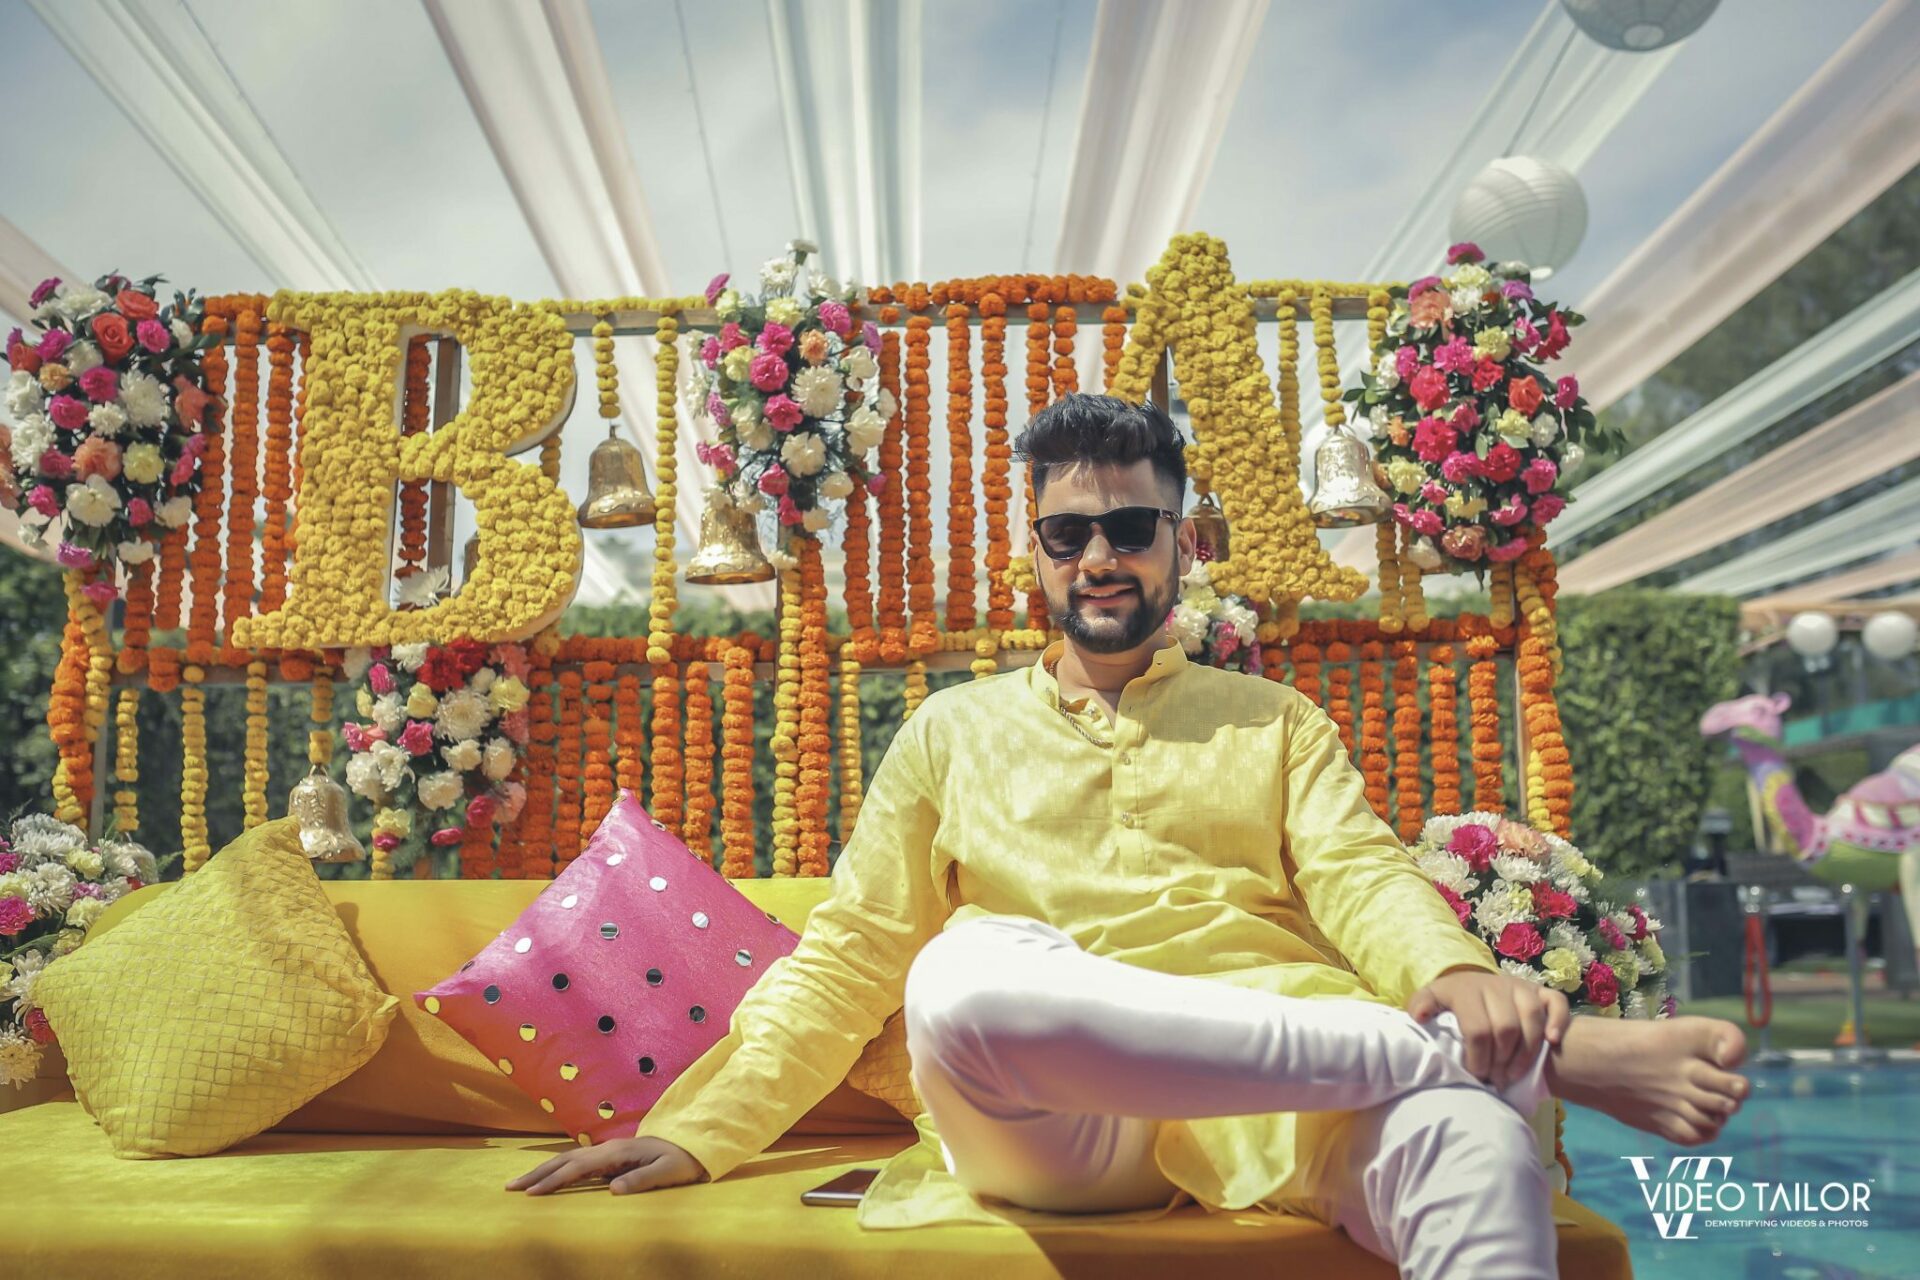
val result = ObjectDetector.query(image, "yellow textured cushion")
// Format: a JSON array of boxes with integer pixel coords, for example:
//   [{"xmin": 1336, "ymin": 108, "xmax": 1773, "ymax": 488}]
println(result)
[{"xmin": 32, "ymin": 817, "xmax": 399, "ymax": 1158}]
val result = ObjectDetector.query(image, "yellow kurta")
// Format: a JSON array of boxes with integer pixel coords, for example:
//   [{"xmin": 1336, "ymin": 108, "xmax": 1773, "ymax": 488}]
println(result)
[{"xmin": 636, "ymin": 638, "xmax": 1500, "ymax": 1229}]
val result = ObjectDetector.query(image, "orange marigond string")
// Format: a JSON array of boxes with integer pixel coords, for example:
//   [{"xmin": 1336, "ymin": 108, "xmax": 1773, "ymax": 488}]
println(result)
[
  {"xmin": 1392, "ymin": 638, "xmax": 1424, "ymax": 841},
  {"xmin": 188, "ymin": 310, "xmax": 229, "ymax": 666},
  {"xmin": 797, "ymin": 537, "xmax": 832, "ymax": 876},
  {"xmin": 1022, "ymin": 301, "xmax": 1052, "ymax": 632},
  {"xmin": 260, "ymin": 323, "xmax": 296, "ymax": 611},
  {"xmin": 875, "ymin": 317, "xmax": 909, "ymax": 665},
  {"xmin": 48, "ymin": 575, "xmax": 92, "ymax": 826},
  {"xmin": 649, "ymin": 664, "xmax": 684, "ymax": 836},
  {"xmin": 903, "ymin": 305, "xmax": 938, "ymax": 658},
  {"xmin": 553, "ymin": 667, "xmax": 585, "ymax": 865},
  {"xmin": 943, "ymin": 301, "xmax": 976, "ymax": 633},
  {"xmin": 1100, "ymin": 302, "xmax": 1127, "ymax": 392},
  {"xmin": 772, "ymin": 562, "xmax": 801, "ymax": 875},
  {"xmin": 1052, "ymin": 299, "xmax": 1079, "ymax": 398},
  {"xmin": 842, "ymin": 392, "xmax": 878, "ymax": 665},
  {"xmin": 1427, "ymin": 641, "xmax": 1462, "ymax": 816},
  {"xmin": 224, "ymin": 307, "xmax": 262, "ymax": 646},
  {"xmin": 979, "ymin": 291, "xmax": 1015, "ymax": 633},
  {"xmin": 518, "ymin": 641, "xmax": 559, "ymax": 879},
  {"xmin": 614, "ymin": 670, "xmax": 645, "ymax": 798},
  {"xmin": 683, "ymin": 655, "xmax": 717, "ymax": 858},
  {"xmin": 1518, "ymin": 624, "xmax": 1574, "ymax": 837},
  {"xmin": 284, "ymin": 332, "xmax": 311, "ymax": 563},
  {"xmin": 582, "ymin": 657, "xmax": 617, "ymax": 835},
  {"xmin": 1289, "ymin": 640, "xmax": 1323, "ymax": 706},
  {"xmin": 396, "ymin": 337, "xmax": 432, "ymax": 578},
  {"xmin": 1325, "ymin": 639, "xmax": 1355, "ymax": 757},
  {"xmin": 1466, "ymin": 630, "xmax": 1504, "ymax": 813},
  {"xmin": 1358, "ymin": 640, "xmax": 1391, "ymax": 822},
  {"xmin": 837, "ymin": 647, "xmax": 864, "ymax": 840},
  {"xmin": 118, "ymin": 561, "xmax": 153, "ymax": 676},
  {"xmin": 720, "ymin": 640, "xmax": 757, "ymax": 878}
]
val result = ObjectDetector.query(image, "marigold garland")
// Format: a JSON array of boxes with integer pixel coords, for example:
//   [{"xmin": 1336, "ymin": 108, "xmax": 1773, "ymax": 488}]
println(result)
[
  {"xmin": 720, "ymin": 641, "xmax": 757, "ymax": 877},
  {"xmin": 553, "ymin": 668, "xmax": 585, "ymax": 864},
  {"xmin": 875, "ymin": 317, "xmax": 909, "ymax": 665},
  {"xmin": 396, "ymin": 336, "xmax": 432, "ymax": 578},
  {"xmin": 683, "ymin": 657, "xmax": 717, "ymax": 856},
  {"xmin": 1101, "ymin": 302, "xmax": 1127, "ymax": 391},
  {"xmin": 154, "ymin": 523, "xmax": 187, "ymax": 634},
  {"xmin": 1467, "ymin": 631, "xmax": 1504, "ymax": 812},
  {"xmin": 842, "ymin": 404, "xmax": 878, "ymax": 664},
  {"xmin": 979, "ymin": 292, "xmax": 1014, "ymax": 633},
  {"xmin": 1518, "ymin": 616, "xmax": 1573, "ymax": 836},
  {"xmin": 771, "ymin": 565, "xmax": 802, "ymax": 875},
  {"xmin": 614, "ymin": 670, "xmax": 645, "ymax": 797},
  {"xmin": 1377, "ymin": 522, "xmax": 1404, "ymax": 634},
  {"xmin": 1325, "ymin": 640, "xmax": 1355, "ymax": 756},
  {"xmin": 1052, "ymin": 302, "xmax": 1079, "ymax": 397},
  {"xmin": 944, "ymin": 302, "xmax": 976, "ymax": 632},
  {"xmin": 903, "ymin": 310, "xmax": 938, "ymax": 658},
  {"xmin": 1491, "ymin": 560, "xmax": 1516, "ymax": 631},
  {"xmin": 224, "ymin": 308, "xmax": 262, "ymax": 645},
  {"xmin": 180, "ymin": 662, "xmax": 210, "ymax": 871},
  {"xmin": 113, "ymin": 685, "xmax": 140, "ymax": 836},
  {"xmin": 188, "ymin": 311, "xmax": 229, "ymax": 665},
  {"xmin": 1401, "ymin": 525, "xmax": 1430, "ymax": 632},
  {"xmin": 647, "ymin": 314, "xmax": 681, "ymax": 664},
  {"xmin": 902, "ymin": 657, "xmax": 929, "ymax": 721},
  {"xmin": 582, "ymin": 658, "xmax": 617, "ymax": 836},
  {"xmin": 243, "ymin": 657, "xmax": 269, "ymax": 829},
  {"xmin": 1428, "ymin": 642, "xmax": 1462, "ymax": 816},
  {"xmin": 796, "ymin": 537, "xmax": 832, "ymax": 877},
  {"xmin": 308, "ymin": 669, "xmax": 335, "ymax": 771},
  {"xmin": 260, "ymin": 323, "xmax": 297, "ymax": 611},
  {"xmin": 1358, "ymin": 640, "xmax": 1390, "ymax": 821},
  {"xmin": 518, "ymin": 638, "xmax": 559, "ymax": 879},
  {"xmin": 1022, "ymin": 301, "xmax": 1052, "ymax": 632},
  {"xmin": 118, "ymin": 559, "xmax": 153, "ymax": 675},
  {"xmin": 1289, "ymin": 640, "xmax": 1323, "ymax": 706},
  {"xmin": 1392, "ymin": 638, "xmax": 1423, "ymax": 841},
  {"xmin": 837, "ymin": 650, "xmax": 865, "ymax": 837}
]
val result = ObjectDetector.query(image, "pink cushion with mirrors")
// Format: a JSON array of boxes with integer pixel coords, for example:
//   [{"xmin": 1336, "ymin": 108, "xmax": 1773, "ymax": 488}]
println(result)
[{"xmin": 414, "ymin": 790, "xmax": 799, "ymax": 1144}]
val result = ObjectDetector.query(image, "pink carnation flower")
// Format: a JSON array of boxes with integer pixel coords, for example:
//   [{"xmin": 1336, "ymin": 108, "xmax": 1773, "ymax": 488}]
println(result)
[
  {"xmin": 1531, "ymin": 493, "xmax": 1566, "ymax": 524},
  {"xmin": 1408, "ymin": 366, "xmax": 1450, "ymax": 411},
  {"xmin": 368, "ymin": 663, "xmax": 395, "ymax": 695},
  {"xmin": 866, "ymin": 472, "xmax": 888, "ymax": 496},
  {"xmin": 39, "ymin": 448, "xmax": 73, "ymax": 479},
  {"xmin": 1446, "ymin": 241, "xmax": 1483, "ymax": 264},
  {"xmin": 430, "ymin": 827, "xmax": 465, "ymax": 847},
  {"xmin": 706, "ymin": 392, "xmax": 731, "ymax": 426},
  {"xmin": 127, "ymin": 497, "xmax": 152, "ymax": 526},
  {"xmin": 1523, "ymin": 458, "xmax": 1557, "ymax": 494},
  {"xmin": 1486, "ymin": 536, "xmax": 1529, "ymax": 563},
  {"xmin": 55, "ymin": 541, "xmax": 94, "ymax": 569},
  {"xmin": 1422, "ymin": 479, "xmax": 1450, "ymax": 504},
  {"xmin": 49, "ymin": 395, "xmax": 89, "ymax": 430},
  {"xmin": 1529, "ymin": 883, "xmax": 1579, "ymax": 920},
  {"xmin": 1472, "ymin": 359, "xmax": 1505, "ymax": 393},
  {"xmin": 136, "ymin": 319, "xmax": 170, "ymax": 353},
  {"xmin": 1412, "ymin": 417, "xmax": 1457, "ymax": 463},
  {"xmin": 1447, "ymin": 821, "xmax": 1499, "ymax": 872},
  {"xmin": 700, "ymin": 336, "xmax": 721, "ymax": 368},
  {"xmin": 372, "ymin": 831, "xmax": 401, "ymax": 852},
  {"xmin": 777, "ymin": 494, "xmax": 804, "ymax": 526},
  {"xmin": 37, "ymin": 329, "xmax": 72, "ymax": 362},
  {"xmin": 466, "ymin": 793, "xmax": 497, "ymax": 828},
  {"xmin": 704, "ymin": 272, "xmax": 730, "ymax": 305},
  {"xmin": 765, "ymin": 394, "xmax": 802, "ymax": 430},
  {"xmin": 79, "ymin": 366, "xmax": 119, "ymax": 402},
  {"xmin": 342, "ymin": 722, "xmax": 375, "ymax": 753},
  {"xmin": 1489, "ymin": 495, "xmax": 1529, "ymax": 526},
  {"xmin": 28, "ymin": 485, "xmax": 59, "ymax": 518},
  {"xmin": 719, "ymin": 321, "xmax": 746, "ymax": 351},
  {"xmin": 1435, "ymin": 883, "xmax": 1472, "ymax": 926},
  {"xmin": 0, "ymin": 851, "xmax": 18, "ymax": 875},
  {"xmin": 757, "ymin": 464, "xmax": 790, "ymax": 496},
  {"xmin": 1626, "ymin": 904, "xmax": 1651, "ymax": 941},
  {"xmin": 1409, "ymin": 509, "xmax": 1444, "ymax": 537},
  {"xmin": 1598, "ymin": 918, "xmax": 1629, "ymax": 950},
  {"xmin": 1554, "ymin": 375, "xmax": 1579, "ymax": 409},
  {"xmin": 399, "ymin": 719, "xmax": 435, "ymax": 756},
  {"xmin": 1440, "ymin": 452, "xmax": 1478, "ymax": 484},
  {"xmin": 757, "ymin": 322, "xmax": 794, "ymax": 357},
  {"xmin": 499, "ymin": 709, "xmax": 530, "ymax": 744},
  {"xmin": 1394, "ymin": 345, "xmax": 1421, "ymax": 380},
  {"xmin": 1433, "ymin": 335, "xmax": 1474, "ymax": 375},
  {"xmin": 1496, "ymin": 923, "xmax": 1545, "ymax": 961},
  {"xmin": 817, "ymin": 300, "xmax": 851, "ymax": 336},
  {"xmin": 82, "ymin": 580, "xmax": 118, "ymax": 611},
  {"xmin": 1585, "ymin": 961, "xmax": 1619, "ymax": 1007},
  {"xmin": 749, "ymin": 351, "xmax": 789, "ymax": 392},
  {"xmin": 0, "ymin": 896, "xmax": 35, "ymax": 936}
]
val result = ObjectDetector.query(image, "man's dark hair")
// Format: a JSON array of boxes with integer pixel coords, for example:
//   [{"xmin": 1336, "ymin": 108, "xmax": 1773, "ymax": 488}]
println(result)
[{"xmin": 1011, "ymin": 393, "xmax": 1187, "ymax": 510}]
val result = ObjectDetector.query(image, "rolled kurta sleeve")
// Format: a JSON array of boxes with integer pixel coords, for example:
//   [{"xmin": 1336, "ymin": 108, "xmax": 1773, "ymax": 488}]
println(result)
[
  {"xmin": 633, "ymin": 711, "xmax": 952, "ymax": 1181},
  {"xmin": 1278, "ymin": 690, "xmax": 1498, "ymax": 1009}
]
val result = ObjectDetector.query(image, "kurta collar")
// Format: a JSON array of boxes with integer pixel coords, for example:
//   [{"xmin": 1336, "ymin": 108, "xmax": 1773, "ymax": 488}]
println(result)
[{"xmin": 1028, "ymin": 637, "xmax": 1190, "ymax": 711}]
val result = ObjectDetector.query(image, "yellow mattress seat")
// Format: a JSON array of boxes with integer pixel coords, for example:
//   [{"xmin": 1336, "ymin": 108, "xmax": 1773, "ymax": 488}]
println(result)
[{"xmin": 0, "ymin": 1097, "xmax": 1632, "ymax": 1279}]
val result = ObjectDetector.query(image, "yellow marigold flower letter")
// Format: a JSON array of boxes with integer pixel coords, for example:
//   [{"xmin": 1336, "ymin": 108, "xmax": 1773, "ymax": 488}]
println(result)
[{"xmin": 233, "ymin": 291, "xmax": 582, "ymax": 648}]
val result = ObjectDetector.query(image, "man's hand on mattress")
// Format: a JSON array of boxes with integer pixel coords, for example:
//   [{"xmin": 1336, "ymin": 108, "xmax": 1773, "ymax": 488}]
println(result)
[
  {"xmin": 506, "ymin": 1136, "xmax": 708, "ymax": 1197},
  {"xmin": 1406, "ymin": 966, "xmax": 1570, "ymax": 1090}
]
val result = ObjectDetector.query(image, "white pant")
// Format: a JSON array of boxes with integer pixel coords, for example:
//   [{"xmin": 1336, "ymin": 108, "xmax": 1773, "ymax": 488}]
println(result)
[{"xmin": 904, "ymin": 915, "xmax": 1557, "ymax": 1280}]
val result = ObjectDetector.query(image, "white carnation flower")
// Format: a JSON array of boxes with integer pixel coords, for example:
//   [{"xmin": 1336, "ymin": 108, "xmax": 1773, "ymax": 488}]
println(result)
[
  {"xmin": 483, "ymin": 737, "xmax": 517, "ymax": 782},
  {"xmin": 759, "ymin": 258, "xmax": 796, "ymax": 292},
  {"xmin": 10, "ymin": 414, "xmax": 52, "ymax": 472},
  {"xmin": 740, "ymin": 417, "xmax": 775, "ymax": 452},
  {"xmin": 66, "ymin": 475, "xmax": 122, "ymax": 526},
  {"xmin": 843, "ymin": 346, "xmax": 878, "ymax": 381},
  {"xmin": 817, "ymin": 471, "xmax": 854, "ymax": 500},
  {"xmin": 116, "ymin": 539, "xmax": 155, "ymax": 565},
  {"xmin": 119, "ymin": 372, "xmax": 169, "ymax": 427},
  {"xmin": 802, "ymin": 505, "xmax": 830, "ymax": 532},
  {"xmin": 791, "ymin": 366, "xmax": 843, "ymax": 418},
  {"xmin": 391, "ymin": 642, "xmax": 430, "ymax": 673},
  {"xmin": 1371, "ymin": 350, "xmax": 1400, "ymax": 389},
  {"xmin": 435, "ymin": 688, "xmax": 492, "ymax": 742},
  {"xmin": 844, "ymin": 405, "xmax": 885, "ymax": 454},
  {"xmin": 87, "ymin": 402, "xmax": 128, "ymax": 437},
  {"xmin": 1415, "ymin": 849, "xmax": 1473, "ymax": 894},
  {"xmin": 1472, "ymin": 884, "xmax": 1533, "ymax": 937},
  {"xmin": 171, "ymin": 319, "xmax": 194, "ymax": 348},
  {"xmin": 1492, "ymin": 853, "xmax": 1544, "ymax": 884},
  {"xmin": 12, "ymin": 814, "xmax": 86, "ymax": 863},
  {"xmin": 873, "ymin": 387, "xmax": 898, "ymax": 421},
  {"xmin": 26, "ymin": 863, "xmax": 78, "ymax": 917},
  {"xmin": 64, "ymin": 340, "xmax": 102, "ymax": 374},
  {"xmin": 416, "ymin": 770, "xmax": 466, "ymax": 811},
  {"xmin": 7, "ymin": 370, "xmax": 43, "ymax": 419},
  {"xmin": 0, "ymin": 1028, "xmax": 39, "ymax": 1088},
  {"xmin": 54, "ymin": 283, "xmax": 111, "ymax": 321},
  {"xmin": 1547, "ymin": 922, "xmax": 1595, "ymax": 967},
  {"xmin": 1624, "ymin": 990, "xmax": 1650, "ymax": 1020},
  {"xmin": 470, "ymin": 667, "xmax": 496, "ymax": 694},
  {"xmin": 1449, "ymin": 287, "xmax": 1482, "ymax": 317},
  {"xmin": 441, "ymin": 739, "xmax": 482, "ymax": 771},
  {"xmin": 779, "ymin": 430, "xmax": 826, "ymax": 477},
  {"xmin": 371, "ymin": 692, "xmax": 406, "ymax": 735},
  {"xmin": 1169, "ymin": 605, "xmax": 1210, "ymax": 654},
  {"xmin": 155, "ymin": 495, "xmax": 193, "ymax": 528},
  {"xmin": 1500, "ymin": 959, "xmax": 1549, "ymax": 985}
]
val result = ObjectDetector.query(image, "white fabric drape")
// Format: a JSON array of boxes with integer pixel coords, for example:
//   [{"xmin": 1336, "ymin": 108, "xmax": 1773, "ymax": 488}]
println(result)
[
  {"xmin": 1560, "ymin": 368, "xmax": 1920, "ymax": 593},
  {"xmin": 1679, "ymin": 473, "xmax": 1920, "ymax": 598}
]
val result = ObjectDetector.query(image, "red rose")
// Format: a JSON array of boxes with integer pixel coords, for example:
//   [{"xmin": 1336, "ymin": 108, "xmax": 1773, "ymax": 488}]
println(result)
[
  {"xmin": 1496, "ymin": 923, "xmax": 1545, "ymax": 961},
  {"xmin": 91, "ymin": 312, "xmax": 134, "ymax": 363},
  {"xmin": 116, "ymin": 289, "xmax": 160, "ymax": 323},
  {"xmin": 1508, "ymin": 375, "xmax": 1544, "ymax": 417}
]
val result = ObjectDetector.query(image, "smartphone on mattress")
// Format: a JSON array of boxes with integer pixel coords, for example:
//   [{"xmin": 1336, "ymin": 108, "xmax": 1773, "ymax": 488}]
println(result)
[{"xmin": 800, "ymin": 1167, "xmax": 880, "ymax": 1207}]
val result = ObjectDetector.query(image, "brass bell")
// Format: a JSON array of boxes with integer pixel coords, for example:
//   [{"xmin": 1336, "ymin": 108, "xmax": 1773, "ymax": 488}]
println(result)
[
  {"xmin": 1308, "ymin": 423, "xmax": 1392, "ymax": 527},
  {"xmin": 578, "ymin": 422, "xmax": 656, "ymax": 529},
  {"xmin": 684, "ymin": 490, "xmax": 774, "ymax": 584},
  {"xmin": 288, "ymin": 765, "xmax": 366, "ymax": 864},
  {"xmin": 1185, "ymin": 491, "xmax": 1231, "ymax": 561}
]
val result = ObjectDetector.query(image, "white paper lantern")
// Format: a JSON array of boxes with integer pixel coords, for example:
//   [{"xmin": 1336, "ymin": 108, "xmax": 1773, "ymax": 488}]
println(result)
[
  {"xmin": 1785, "ymin": 611, "xmax": 1839, "ymax": 658},
  {"xmin": 1862, "ymin": 611, "xmax": 1918, "ymax": 662},
  {"xmin": 1448, "ymin": 157, "xmax": 1588, "ymax": 281},
  {"xmin": 1560, "ymin": 0, "xmax": 1719, "ymax": 52}
]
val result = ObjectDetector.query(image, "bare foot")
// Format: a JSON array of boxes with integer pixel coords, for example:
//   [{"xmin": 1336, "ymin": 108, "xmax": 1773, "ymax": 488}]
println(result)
[{"xmin": 1546, "ymin": 1015, "xmax": 1750, "ymax": 1147}]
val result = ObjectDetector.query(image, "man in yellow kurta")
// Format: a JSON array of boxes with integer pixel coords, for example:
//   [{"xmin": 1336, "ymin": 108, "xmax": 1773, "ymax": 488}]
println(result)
[{"xmin": 512, "ymin": 395, "xmax": 1749, "ymax": 1276}]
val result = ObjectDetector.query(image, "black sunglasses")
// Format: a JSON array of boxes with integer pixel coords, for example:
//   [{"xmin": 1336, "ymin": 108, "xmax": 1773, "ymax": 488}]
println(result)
[{"xmin": 1031, "ymin": 506, "xmax": 1181, "ymax": 560}]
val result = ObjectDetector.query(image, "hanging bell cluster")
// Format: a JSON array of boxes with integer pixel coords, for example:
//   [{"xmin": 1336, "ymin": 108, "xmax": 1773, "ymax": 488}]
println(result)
[
  {"xmin": 288, "ymin": 765, "xmax": 366, "ymax": 864},
  {"xmin": 1185, "ymin": 491, "xmax": 1231, "ymax": 561},
  {"xmin": 1307, "ymin": 423, "xmax": 1391, "ymax": 527},
  {"xmin": 578, "ymin": 421, "xmax": 657, "ymax": 529},
  {"xmin": 685, "ymin": 488, "xmax": 774, "ymax": 585}
]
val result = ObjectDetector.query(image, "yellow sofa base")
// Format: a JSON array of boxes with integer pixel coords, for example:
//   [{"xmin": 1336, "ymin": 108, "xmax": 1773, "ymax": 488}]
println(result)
[{"xmin": 4, "ymin": 1097, "xmax": 1631, "ymax": 1278}]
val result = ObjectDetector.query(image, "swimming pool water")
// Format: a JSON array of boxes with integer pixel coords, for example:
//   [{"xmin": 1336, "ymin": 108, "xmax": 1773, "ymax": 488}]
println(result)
[{"xmin": 1559, "ymin": 1062, "xmax": 1920, "ymax": 1279}]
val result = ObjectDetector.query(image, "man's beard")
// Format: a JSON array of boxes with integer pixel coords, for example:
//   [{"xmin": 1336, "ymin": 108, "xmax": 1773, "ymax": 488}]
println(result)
[{"xmin": 1047, "ymin": 558, "xmax": 1179, "ymax": 655}]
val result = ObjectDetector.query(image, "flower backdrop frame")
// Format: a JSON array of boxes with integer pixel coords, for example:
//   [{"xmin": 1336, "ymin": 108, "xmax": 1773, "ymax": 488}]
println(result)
[{"xmin": 28, "ymin": 236, "xmax": 1578, "ymax": 885}]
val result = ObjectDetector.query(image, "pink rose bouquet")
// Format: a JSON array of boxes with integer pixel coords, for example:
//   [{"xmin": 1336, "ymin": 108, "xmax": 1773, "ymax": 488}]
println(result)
[
  {"xmin": 1346, "ymin": 245, "xmax": 1623, "ymax": 574},
  {"xmin": 1410, "ymin": 811, "xmax": 1673, "ymax": 1019}
]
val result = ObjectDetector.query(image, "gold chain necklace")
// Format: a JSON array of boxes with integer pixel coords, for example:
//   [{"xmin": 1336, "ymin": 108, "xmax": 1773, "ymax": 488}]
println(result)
[{"xmin": 1048, "ymin": 659, "xmax": 1115, "ymax": 749}]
